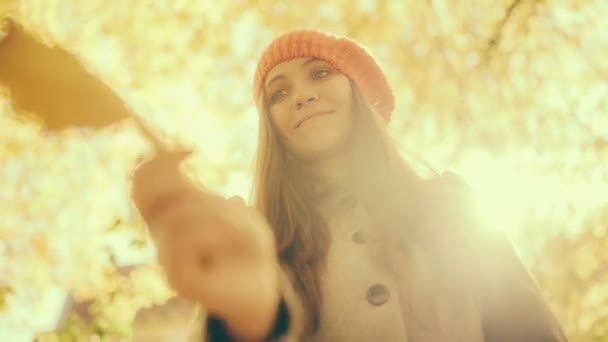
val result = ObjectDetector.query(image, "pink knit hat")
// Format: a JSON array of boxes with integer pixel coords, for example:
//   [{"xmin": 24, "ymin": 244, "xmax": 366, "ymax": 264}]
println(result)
[{"xmin": 253, "ymin": 30, "xmax": 395, "ymax": 122}]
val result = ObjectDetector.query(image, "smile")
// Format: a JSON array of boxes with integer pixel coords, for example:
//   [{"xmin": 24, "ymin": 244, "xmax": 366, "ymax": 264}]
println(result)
[{"xmin": 296, "ymin": 111, "xmax": 333, "ymax": 128}]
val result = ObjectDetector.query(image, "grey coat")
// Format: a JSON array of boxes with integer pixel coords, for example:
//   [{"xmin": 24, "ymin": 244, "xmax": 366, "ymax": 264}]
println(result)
[{"xmin": 200, "ymin": 172, "xmax": 567, "ymax": 341}]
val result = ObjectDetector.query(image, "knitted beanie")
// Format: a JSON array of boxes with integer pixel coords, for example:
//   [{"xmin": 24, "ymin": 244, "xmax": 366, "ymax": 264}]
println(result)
[{"xmin": 253, "ymin": 30, "xmax": 395, "ymax": 122}]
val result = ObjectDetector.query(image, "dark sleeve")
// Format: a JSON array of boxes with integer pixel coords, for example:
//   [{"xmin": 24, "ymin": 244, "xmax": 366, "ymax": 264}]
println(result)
[
  {"xmin": 206, "ymin": 297, "xmax": 291, "ymax": 342},
  {"xmin": 201, "ymin": 265, "xmax": 305, "ymax": 341},
  {"xmin": 479, "ymin": 235, "xmax": 568, "ymax": 342}
]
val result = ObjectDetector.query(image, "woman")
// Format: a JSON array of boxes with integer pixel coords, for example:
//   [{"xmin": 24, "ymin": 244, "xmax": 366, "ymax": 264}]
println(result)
[{"xmin": 131, "ymin": 30, "xmax": 567, "ymax": 341}]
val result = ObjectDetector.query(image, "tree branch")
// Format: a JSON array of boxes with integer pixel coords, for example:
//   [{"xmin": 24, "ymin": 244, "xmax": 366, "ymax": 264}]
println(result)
[
  {"xmin": 483, "ymin": 0, "xmax": 526, "ymax": 63},
  {"xmin": 488, "ymin": 0, "xmax": 525, "ymax": 50}
]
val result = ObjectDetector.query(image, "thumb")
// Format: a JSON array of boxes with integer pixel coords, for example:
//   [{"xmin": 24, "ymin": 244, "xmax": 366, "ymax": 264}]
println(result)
[
  {"xmin": 134, "ymin": 150, "xmax": 192, "ymax": 170},
  {"xmin": 159, "ymin": 149, "xmax": 193, "ymax": 164},
  {"xmin": 227, "ymin": 195, "xmax": 246, "ymax": 207},
  {"xmin": 173, "ymin": 150, "xmax": 193, "ymax": 167}
]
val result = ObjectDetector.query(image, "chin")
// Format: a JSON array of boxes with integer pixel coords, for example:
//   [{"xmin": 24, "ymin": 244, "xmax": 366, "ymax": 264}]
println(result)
[{"xmin": 291, "ymin": 131, "xmax": 351, "ymax": 162}]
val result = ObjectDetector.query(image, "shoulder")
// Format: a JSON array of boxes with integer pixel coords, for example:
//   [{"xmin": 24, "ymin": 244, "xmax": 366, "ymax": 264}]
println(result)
[
  {"xmin": 419, "ymin": 171, "xmax": 509, "ymax": 253},
  {"xmin": 419, "ymin": 171, "xmax": 476, "ymax": 214},
  {"xmin": 423, "ymin": 171, "xmax": 472, "ymax": 195},
  {"xmin": 413, "ymin": 171, "xmax": 487, "ymax": 244}
]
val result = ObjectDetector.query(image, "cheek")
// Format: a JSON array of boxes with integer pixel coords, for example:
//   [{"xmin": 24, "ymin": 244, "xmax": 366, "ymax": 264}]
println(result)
[
  {"xmin": 269, "ymin": 109, "xmax": 291, "ymax": 138},
  {"xmin": 327, "ymin": 77, "xmax": 354, "ymax": 114}
]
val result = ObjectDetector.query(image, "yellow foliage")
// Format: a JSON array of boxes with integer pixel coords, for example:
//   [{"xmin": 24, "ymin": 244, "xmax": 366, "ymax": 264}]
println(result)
[{"xmin": 0, "ymin": 0, "xmax": 607, "ymax": 341}]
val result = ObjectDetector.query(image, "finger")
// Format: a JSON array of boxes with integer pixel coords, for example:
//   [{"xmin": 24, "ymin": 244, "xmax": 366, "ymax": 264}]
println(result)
[
  {"xmin": 227, "ymin": 195, "xmax": 246, "ymax": 207},
  {"xmin": 161, "ymin": 239, "xmax": 206, "ymax": 300},
  {"xmin": 163, "ymin": 228, "xmax": 238, "ymax": 303},
  {"xmin": 134, "ymin": 150, "xmax": 192, "ymax": 174},
  {"xmin": 184, "ymin": 251, "xmax": 280, "ymax": 317},
  {"xmin": 156, "ymin": 209, "xmax": 224, "ymax": 297},
  {"xmin": 150, "ymin": 195, "xmax": 221, "ymax": 244},
  {"xmin": 132, "ymin": 162, "xmax": 195, "ymax": 222}
]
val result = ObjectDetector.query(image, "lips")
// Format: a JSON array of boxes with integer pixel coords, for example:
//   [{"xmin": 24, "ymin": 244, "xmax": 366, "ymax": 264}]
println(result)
[{"xmin": 295, "ymin": 111, "xmax": 333, "ymax": 128}]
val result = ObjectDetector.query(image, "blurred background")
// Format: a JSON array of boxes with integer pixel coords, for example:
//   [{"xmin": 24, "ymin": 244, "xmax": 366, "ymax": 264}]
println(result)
[{"xmin": 0, "ymin": 0, "xmax": 607, "ymax": 341}]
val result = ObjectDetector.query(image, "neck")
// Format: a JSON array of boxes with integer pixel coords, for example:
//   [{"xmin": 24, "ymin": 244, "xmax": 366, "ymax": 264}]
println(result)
[{"xmin": 303, "ymin": 152, "xmax": 351, "ymax": 190}]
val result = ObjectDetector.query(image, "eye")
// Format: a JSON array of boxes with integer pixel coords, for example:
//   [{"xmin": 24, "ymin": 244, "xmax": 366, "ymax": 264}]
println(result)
[
  {"xmin": 269, "ymin": 88, "xmax": 288, "ymax": 103},
  {"xmin": 313, "ymin": 68, "xmax": 332, "ymax": 80}
]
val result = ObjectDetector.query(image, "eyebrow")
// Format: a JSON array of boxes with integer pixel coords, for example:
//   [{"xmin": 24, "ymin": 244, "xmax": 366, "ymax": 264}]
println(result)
[{"xmin": 265, "ymin": 58, "xmax": 319, "ymax": 89}]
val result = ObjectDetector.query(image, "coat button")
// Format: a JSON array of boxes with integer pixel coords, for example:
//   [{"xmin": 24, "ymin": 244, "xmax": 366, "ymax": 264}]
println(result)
[
  {"xmin": 339, "ymin": 195, "xmax": 357, "ymax": 210},
  {"xmin": 367, "ymin": 284, "xmax": 390, "ymax": 306},
  {"xmin": 352, "ymin": 231, "xmax": 366, "ymax": 244}
]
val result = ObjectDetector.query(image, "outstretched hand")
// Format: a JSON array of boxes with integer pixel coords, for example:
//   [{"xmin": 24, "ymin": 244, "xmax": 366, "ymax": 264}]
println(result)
[{"xmin": 131, "ymin": 151, "xmax": 280, "ymax": 339}]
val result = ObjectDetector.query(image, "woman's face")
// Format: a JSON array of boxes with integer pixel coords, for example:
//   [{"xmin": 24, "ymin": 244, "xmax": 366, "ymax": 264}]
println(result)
[{"xmin": 264, "ymin": 57, "xmax": 355, "ymax": 162}]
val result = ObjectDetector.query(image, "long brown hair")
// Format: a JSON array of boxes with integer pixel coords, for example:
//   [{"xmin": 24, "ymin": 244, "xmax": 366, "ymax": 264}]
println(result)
[{"xmin": 252, "ymin": 81, "xmax": 475, "ymax": 334}]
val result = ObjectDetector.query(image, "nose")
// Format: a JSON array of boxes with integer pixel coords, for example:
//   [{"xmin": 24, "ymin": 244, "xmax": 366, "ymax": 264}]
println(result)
[{"xmin": 294, "ymin": 89, "xmax": 318, "ymax": 109}]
